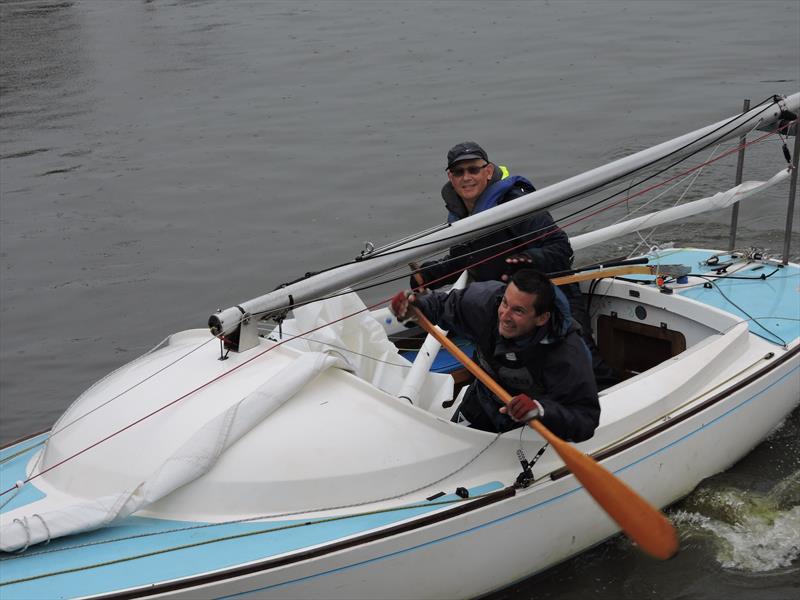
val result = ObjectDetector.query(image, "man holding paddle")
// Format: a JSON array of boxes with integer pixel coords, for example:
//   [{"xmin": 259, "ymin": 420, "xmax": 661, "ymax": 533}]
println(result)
[{"xmin": 391, "ymin": 269, "xmax": 599, "ymax": 442}]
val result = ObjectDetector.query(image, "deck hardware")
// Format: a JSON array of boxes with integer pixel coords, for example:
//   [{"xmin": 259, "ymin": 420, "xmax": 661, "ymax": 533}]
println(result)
[
  {"xmin": 426, "ymin": 491, "xmax": 446, "ymax": 501},
  {"xmin": 515, "ymin": 445, "xmax": 548, "ymax": 488},
  {"xmin": 629, "ymin": 290, "xmax": 641, "ymax": 298},
  {"xmin": 515, "ymin": 449, "xmax": 534, "ymax": 488},
  {"xmin": 660, "ymin": 322, "xmax": 668, "ymax": 329},
  {"xmin": 218, "ymin": 339, "xmax": 229, "ymax": 361},
  {"xmin": 357, "ymin": 241, "xmax": 375, "ymax": 260},
  {"xmin": 455, "ymin": 487, "xmax": 469, "ymax": 499},
  {"xmin": 635, "ymin": 306, "xmax": 647, "ymax": 320}
]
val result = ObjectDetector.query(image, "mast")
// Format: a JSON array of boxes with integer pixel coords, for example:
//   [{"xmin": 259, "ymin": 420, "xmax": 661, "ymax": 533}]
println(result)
[{"xmin": 210, "ymin": 93, "xmax": 799, "ymax": 350}]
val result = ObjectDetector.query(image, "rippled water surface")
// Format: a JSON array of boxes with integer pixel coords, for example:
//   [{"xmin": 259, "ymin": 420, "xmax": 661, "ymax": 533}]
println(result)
[{"xmin": 1, "ymin": 1, "xmax": 798, "ymax": 598}]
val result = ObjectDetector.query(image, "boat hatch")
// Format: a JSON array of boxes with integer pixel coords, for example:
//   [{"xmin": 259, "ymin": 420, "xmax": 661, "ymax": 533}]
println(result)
[{"xmin": 597, "ymin": 315, "xmax": 687, "ymax": 377}]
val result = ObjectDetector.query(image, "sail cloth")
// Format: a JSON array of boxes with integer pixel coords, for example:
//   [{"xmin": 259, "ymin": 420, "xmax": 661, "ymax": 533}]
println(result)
[
  {"xmin": 571, "ymin": 169, "xmax": 790, "ymax": 251},
  {"xmin": 278, "ymin": 290, "xmax": 453, "ymax": 401},
  {"xmin": 0, "ymin": 292, "xmax": 452, "ymax": 551},
  {"xmin": 0, "ymin": 351, "xmax": 346, "ymax": 552}
]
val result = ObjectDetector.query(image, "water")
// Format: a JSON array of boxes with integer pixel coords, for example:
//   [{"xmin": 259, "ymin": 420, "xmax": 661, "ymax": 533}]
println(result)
[{"xmin": 1, "ymin": 1, "xmax": 798, "ymax": 597}]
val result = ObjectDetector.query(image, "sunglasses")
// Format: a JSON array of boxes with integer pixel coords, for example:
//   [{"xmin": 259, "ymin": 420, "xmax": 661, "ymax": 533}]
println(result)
[{"xmin": 449, "ymin": 163, "xmax": 489, "ymax": 178}]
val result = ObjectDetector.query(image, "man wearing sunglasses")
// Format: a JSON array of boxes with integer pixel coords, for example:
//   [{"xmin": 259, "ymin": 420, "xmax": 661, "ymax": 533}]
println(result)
[
  {"xmin": 411, "ymin": 141, "xmax": 620, "ymax": 390},
  {"xmin": 391, "ymin": 269, "xmax": 599, "ymax": 440},
  {"xmin": 412, "ymin": 141, "xmax": 574, "ymax": 288}
]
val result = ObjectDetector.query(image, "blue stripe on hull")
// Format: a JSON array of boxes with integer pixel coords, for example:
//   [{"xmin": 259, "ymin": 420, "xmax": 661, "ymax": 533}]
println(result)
[{"xmin": 0, "ymin": 443, "xmax": 501, "ymax": 600}]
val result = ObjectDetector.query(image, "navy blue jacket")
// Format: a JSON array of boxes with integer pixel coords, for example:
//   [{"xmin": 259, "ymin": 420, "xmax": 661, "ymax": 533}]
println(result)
[
  {"xmin": 414, "ymin": 281, "xmax": 600, "ymax": 442},
  {"xmin": 416, "ymin": 166, "xmax": 574, "ymax": 287}
]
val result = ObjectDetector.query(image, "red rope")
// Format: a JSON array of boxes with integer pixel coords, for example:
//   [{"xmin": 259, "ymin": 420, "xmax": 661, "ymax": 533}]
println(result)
[
  {"xmin": 414, "ymin": 123, "xmax": 792, "ymax": 290},
  {"xmin": 0, "ymin": 302, "xmax": 386, "ymax": 497},
  {"xmin": 3, "ymin": 122, "xmax": 791, "ymax": 496}
]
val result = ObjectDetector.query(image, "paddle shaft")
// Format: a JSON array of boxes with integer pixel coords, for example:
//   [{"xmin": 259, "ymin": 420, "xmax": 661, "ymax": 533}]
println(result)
[
  {"xmin": 410, "ymin": 263, "xmax": 676, "ymax": 292},
  {"xmin": 408, "ymin": 305, "xmax": 679, "ymax": 560},
  {"xmin": 551, "ymin": 264, "xmax": 660, "ymax": 286}
]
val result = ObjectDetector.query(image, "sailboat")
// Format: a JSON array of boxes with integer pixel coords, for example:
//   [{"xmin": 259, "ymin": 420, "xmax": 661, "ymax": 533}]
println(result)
[{"xmin": 1, "ymin": 93, "xmax": 798, "ymax": 599}]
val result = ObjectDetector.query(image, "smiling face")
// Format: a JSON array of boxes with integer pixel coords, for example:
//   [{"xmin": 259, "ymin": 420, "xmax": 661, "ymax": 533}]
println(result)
[
  {"xmin": 497, "ymin": 282, "xmax": 550, "ymax": 339},
  {"xmin": 447, "ymin": 158, "xmax": 494, "ymax": 210}
]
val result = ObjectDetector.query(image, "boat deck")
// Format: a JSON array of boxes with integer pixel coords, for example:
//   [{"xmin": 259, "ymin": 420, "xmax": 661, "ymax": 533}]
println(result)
[
  {"xmin": 1, "ymin": 249, "xmax": 797, "ymax": 599},
  {"xmin": 0, "ymin": 435, "xmax": 502, "ymax": 599},
  {"xmin": 646, "ymin": 249, "xmax": 800, "ymax": 345}
]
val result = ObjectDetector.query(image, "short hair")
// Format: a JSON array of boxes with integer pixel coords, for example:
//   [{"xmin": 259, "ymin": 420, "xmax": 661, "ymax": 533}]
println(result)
[{"xmin": 510, "ymin": 269, "xmax": 555, "ymax": 315}]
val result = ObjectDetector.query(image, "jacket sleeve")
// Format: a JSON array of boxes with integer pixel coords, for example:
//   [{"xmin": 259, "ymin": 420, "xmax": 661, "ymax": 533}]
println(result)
[
  {"xmin": 534, "ymin": 334, "xmax": 600, "ymax": 442},
  {"xmin": 412, "ymin": 282, "xmax": 502, "ymax": 342},
  {"xmin": 504, "ymin": 186, "xmax": 574, "ymax": 273},
  {"xmin": 412, "ymin": 251, "xmax": 471, "ymax": 290}
]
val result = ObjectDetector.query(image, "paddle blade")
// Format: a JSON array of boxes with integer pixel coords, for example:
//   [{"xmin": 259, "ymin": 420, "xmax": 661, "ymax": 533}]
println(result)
[{"xmin": 532, "ymin": 421, "xmax": 679, "ymax": 560}]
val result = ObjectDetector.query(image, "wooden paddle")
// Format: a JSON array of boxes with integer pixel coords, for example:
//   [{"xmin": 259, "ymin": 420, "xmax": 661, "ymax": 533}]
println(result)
[
  {"xmin": 408, "ymin": 261, "xmax": 688, "ymax": 293},
  {"xmin": 550, "ymin": 263, "xmax": 689, "ymax": 286},
  {"xmin": 408, "ymin": 305, "xmax": 679, "ymax": 560}
]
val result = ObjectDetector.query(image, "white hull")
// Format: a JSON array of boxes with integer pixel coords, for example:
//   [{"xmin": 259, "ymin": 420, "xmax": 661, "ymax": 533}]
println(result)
[
  {"xmin": 2, "ymin": 250, "xmax": 797, "ymax": 599},
  {"xmin": 2, "ymin": 95, "xmax": 798, "ymax": 598},
  {"xmin": 112, "ymin": 340, "xmax": 799, "ymax": 600}
]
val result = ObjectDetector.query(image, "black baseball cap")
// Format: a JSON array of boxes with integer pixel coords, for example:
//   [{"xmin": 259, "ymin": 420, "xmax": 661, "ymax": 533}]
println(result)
[{"xmin": 446, "ymin": 141, "xmax": 489, "ymax": 170}]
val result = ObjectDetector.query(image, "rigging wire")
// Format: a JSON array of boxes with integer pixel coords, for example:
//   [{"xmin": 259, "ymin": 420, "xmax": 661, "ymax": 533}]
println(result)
[
  {"xmin": 626, "ymin": 144, "xmax": 721, "ymax": 257},
  {"xmin": 267, "ymin": 97, "xmax": 787, "ymax": 291},
  {"xmin": 3, "ymin": 107, "xmax": 793, "ymax": 497},
  {"xmin": 257, "ymin": 123, "xmax": 792, "ymax": 321},
  {"xmin": 29, "ymin": 336, "xmax": 221, "ymax": 456},
  {"xmin": 688, "ymin": 273, "xmax": 790, "ymax": 347}
]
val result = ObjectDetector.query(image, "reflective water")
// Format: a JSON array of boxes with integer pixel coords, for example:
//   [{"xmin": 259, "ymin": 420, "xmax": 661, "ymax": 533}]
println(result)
[{"xmin": 1, "ymin": 1, "xmax": 798, "ymax": 598}]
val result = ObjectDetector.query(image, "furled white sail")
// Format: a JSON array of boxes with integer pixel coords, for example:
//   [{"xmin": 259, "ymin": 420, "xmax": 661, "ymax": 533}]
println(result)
[
  {"xmin": 571, "ymin": 168, "xmax": 791, "ymax": 250},
  {"xmin": 1, "ymin": 292, "xmax": 444, "ymax": 552}
]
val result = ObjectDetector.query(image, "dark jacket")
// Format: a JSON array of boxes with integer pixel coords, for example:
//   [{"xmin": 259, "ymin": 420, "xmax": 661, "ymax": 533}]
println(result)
[
  {"xmin": 413, "ymin": 281, "xmax": 600, "ymax": 442},
  {"xmin": 416, "ymin": 166, "xmax": 574, "ymax": 288}
]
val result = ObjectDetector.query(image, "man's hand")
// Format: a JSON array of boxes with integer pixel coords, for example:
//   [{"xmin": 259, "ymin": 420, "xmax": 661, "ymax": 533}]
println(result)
[
  {"xmin": 500, "ymin": 393, "xmax": 544, "ymax": 422},
  {"xmin": 390, "ymin": 290, "xmax": 417, "ymax": 321},
  {"xmin": 408, "ymin": 271, "xmax": 428, "ymax": 294},
  {"xmin": 408, "ymin": 261, "xmax": 433, "ymax": 294},
  {"xmin": 501, "ymin": 254, "xmax": 534, "ymax": 282}
]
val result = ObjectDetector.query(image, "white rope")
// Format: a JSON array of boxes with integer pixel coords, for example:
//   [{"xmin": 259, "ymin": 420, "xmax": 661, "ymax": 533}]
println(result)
[
  {"xmin": 12, "ymin": 517, "xmax": 30, "ymax": 553},
  {"xmin": 32, "ymin": 514, "xmax": 51, "ymax": 545}
]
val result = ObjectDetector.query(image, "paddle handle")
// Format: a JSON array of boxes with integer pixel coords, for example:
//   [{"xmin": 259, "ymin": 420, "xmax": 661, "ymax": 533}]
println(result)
[{"xmin": 409, "ymin": 307, "xmax": 541, "ymax": 433}]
